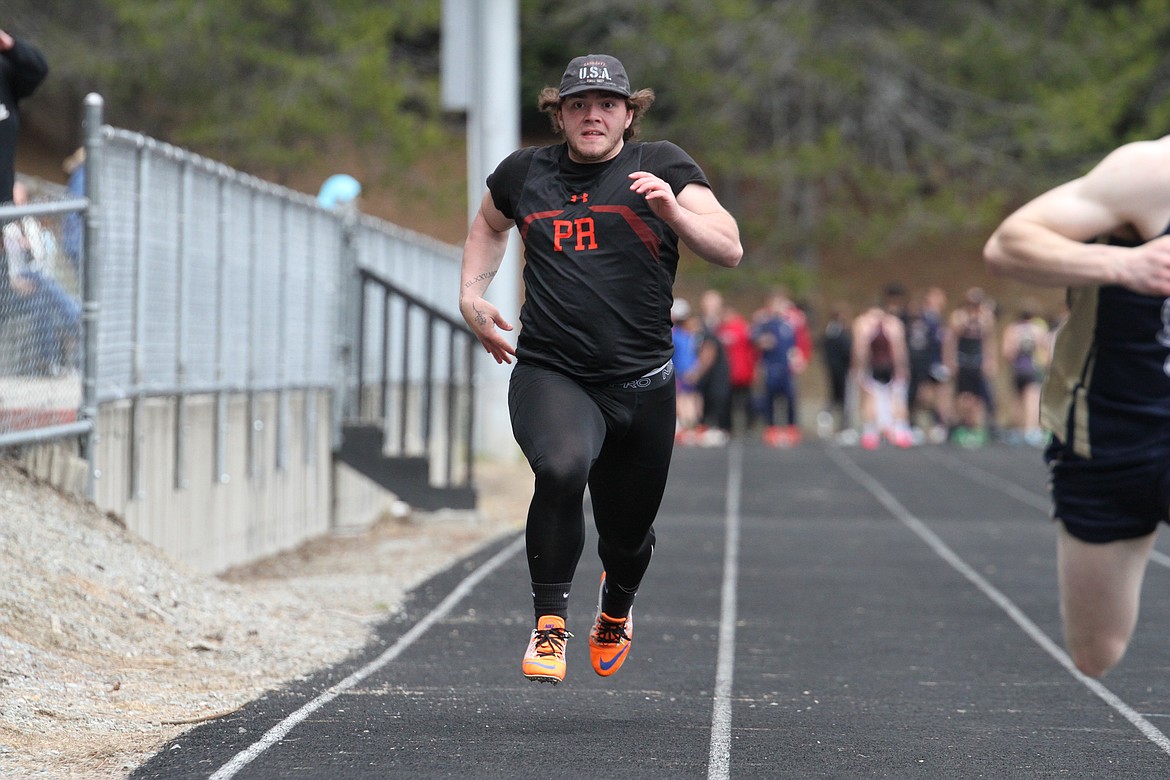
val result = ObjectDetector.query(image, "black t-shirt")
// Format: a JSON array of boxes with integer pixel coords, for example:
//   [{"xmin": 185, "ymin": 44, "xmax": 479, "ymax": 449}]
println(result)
[
  {"xmin": 821, "ymin": 321, "xmax": 852, "ymax": 375},
  {"xmin": 0, "ymin": 36, "xmax": 49, "ymax": 203},
  {"xmin": 487, "ymin": 140, "xmax": 710, "ymax": 383}
]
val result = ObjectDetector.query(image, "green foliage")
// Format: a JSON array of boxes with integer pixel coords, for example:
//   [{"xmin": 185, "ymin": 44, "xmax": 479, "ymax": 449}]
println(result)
[
  {"xmin": 520, "ymin": 0, "xmax": 1170, "ymax": 269},
  {"xmin": 12, "ymin": 0, "xmax": 1170, "ymax": 272},
  {"xmin": 9, "ymin": 0, "xmax": 452, "ymax": 180}
]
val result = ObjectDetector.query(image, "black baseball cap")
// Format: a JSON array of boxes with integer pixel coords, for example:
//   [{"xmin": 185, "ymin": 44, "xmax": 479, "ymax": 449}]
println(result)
[{"xmin": 558, "ymin": 54, "xmax": 632, "ymax": 99}]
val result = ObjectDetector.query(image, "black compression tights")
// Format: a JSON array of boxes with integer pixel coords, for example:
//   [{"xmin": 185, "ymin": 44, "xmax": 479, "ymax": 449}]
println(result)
[{"xmin": 508, "ymin": 363, "xmax": 676, "ymax": 593}]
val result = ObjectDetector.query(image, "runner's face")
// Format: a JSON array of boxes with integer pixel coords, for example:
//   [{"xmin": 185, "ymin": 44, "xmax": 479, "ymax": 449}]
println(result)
[{"xmin": 558, "ymin": 91, "xmax": 633, "ymax": 163}]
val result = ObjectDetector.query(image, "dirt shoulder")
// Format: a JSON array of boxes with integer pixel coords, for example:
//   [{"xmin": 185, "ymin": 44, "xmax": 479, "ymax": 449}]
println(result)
[{"xmin": 0, "ymin": 457, "xmax": 531, "ymax": 779}]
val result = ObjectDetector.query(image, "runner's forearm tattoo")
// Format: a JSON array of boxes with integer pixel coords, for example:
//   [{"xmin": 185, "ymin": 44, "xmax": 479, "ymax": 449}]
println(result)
[{"xmin": 464, "ymin": 270, "xmax": 496, "ymax": 289}]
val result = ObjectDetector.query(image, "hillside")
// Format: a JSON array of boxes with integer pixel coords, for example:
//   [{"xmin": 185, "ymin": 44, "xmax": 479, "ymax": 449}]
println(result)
[{"xmin": 9, "ymin": 0, "xmax": 1167, "ymax": 344}]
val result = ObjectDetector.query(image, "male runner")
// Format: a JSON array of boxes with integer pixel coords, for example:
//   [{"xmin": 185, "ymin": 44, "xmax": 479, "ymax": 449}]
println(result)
[
  {"xmin": 984, "ymin": 136, "xmax": 1170, "ymax": 677},
  {"xmin": 458, "ymin": 54, "xmax": 742, "ymax": 684},
  {"xmin": 851, "ymin": 289, "xmax": 913, "ymax": 449}
]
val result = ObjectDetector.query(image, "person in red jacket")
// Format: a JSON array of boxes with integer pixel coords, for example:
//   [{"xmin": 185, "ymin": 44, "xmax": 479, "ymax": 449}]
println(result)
[{"xmin": 718, "ymin": 304, "xmax": 757, "ymax": 435}]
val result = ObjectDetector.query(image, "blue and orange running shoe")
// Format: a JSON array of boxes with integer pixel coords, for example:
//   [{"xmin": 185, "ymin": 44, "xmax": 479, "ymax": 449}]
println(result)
[
  {"xmin": 589, "ymin": 574, "xmax": 633, "ymax": 677},
  {"xmin": 521, "ymin": 615, "xmax": 571, "ymax": 684}
]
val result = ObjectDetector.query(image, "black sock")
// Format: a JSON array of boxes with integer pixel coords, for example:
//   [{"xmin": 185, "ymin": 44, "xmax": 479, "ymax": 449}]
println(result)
[
  {"xmin": 600, "ymin": 579, "xmax": 637, "ymax": 619},
  {"xmin": 531, "ymin": 581, "xmax": 572, "ymax": 625}
]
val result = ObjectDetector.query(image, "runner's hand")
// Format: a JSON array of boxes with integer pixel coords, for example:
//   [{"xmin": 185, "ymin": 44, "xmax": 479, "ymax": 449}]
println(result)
[
  {"xmin": 629, "ymin": 171, "xmax": 681, "ymax": 223},
  {"xmin": 461, "ymin": 295, "xmax": 515, "ymax": 365},
  {"xmin": 1123, "ymin": 235, "xmax": 1170, "ymax": 297}
]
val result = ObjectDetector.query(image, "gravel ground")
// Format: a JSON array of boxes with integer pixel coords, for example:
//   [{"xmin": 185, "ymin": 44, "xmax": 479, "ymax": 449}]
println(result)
[{"xmin": 0, "ymin": 456, "xmax": 530, "ymax": 779}]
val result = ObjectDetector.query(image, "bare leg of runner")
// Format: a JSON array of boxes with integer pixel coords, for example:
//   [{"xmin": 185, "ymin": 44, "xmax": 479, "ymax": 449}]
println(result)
[{"xmin": 1057, "ymin": 525, "xmax": 1157, "ymax": 677}]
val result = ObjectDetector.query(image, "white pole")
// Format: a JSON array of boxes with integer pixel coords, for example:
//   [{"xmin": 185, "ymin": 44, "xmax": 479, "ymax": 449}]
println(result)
[{"xmin": 468, "ymin": 0, "xmax": 521, "ymax": 459}]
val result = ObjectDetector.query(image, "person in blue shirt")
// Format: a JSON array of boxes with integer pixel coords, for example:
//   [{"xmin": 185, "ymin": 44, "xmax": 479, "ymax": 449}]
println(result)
[
  {"xmin": 670, "ymin": 298, "xmax": 703, "ymax": 442},
  {"xmin": 752, "ymin": 291, "xmax": 801, "ymax": 446}
]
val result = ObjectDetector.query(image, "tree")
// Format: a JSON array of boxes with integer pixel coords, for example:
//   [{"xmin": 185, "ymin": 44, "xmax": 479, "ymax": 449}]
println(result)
[
  {"xmin": 7, "ymin": 0, "xmax": 454, "ymax": 183},
  {"xmin": 519, "ymin": 0, "xmax": 1170, "ymax": 292},
  {"xmin": 11, "ymin": 0, "xmax": 1170, "ymax": 290}
]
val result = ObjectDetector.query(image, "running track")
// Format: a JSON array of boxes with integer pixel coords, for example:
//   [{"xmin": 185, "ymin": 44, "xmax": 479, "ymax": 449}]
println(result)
[{"xmin": 133, "ymin": 439, "xmax": 1170, "ymax": 779}]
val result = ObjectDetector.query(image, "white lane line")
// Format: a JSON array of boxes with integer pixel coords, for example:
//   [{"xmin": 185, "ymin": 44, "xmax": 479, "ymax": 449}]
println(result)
[
  {"xmin": 827, "ymin": 447, "xmax": 1170, "ymax": 757},
  {"xmin": 209, "ymin": 533, "xmax": 527, "ymax": 780},
  {"xmin": 935, "ymin": 450, "xmax": 1170, "ymax": 572},
  {"xmin": 934, "ymin": 450, "xmax": 1051, "ymax": 512},
  {"xmin": 707, "ymin": 440, "xmax": 743, "ymax": 780}
]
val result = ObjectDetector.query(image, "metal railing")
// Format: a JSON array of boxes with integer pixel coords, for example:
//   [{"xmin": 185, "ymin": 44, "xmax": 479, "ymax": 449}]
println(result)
[{"xmin": 356, "ymin": 267, "xmax": 476, "ymax": 488}]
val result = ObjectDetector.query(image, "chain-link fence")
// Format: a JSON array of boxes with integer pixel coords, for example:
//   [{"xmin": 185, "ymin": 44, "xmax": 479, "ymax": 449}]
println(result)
[
  {"xmin": 0, "ymin": 189, "xmax": 87, "ymax": 445},
  {"xmin": 93, "ymin": 129, "xmax": 342, "ymax": 403},
  {"xmin": 0, "ymin": 94, "xmax": 472, "ymax": 501}
]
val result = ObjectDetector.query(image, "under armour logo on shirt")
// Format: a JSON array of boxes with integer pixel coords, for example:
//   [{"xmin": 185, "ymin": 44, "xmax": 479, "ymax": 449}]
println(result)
[{"xmin": 569, "ymin": 192, "xmax": 590, "ymax": 203}]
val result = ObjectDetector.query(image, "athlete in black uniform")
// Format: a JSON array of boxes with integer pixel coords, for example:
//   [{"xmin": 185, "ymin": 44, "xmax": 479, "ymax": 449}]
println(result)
[
  {"xmin": 985, "ymin": 136, "xmax": 1170, "ymax": 678},
  {"xmin": 459, "ymin": 55, "xmax": 742, "ymax": 684}
]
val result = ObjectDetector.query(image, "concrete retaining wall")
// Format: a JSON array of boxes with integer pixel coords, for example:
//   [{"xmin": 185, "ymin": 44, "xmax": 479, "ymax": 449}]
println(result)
[{"xmin": 20, "ymin": 392, "xmax": 398, "ymax": 574}]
